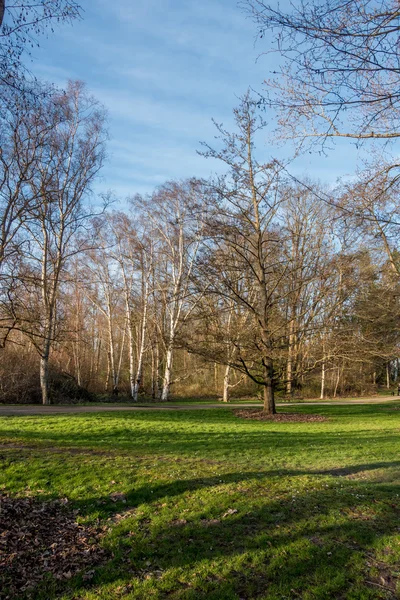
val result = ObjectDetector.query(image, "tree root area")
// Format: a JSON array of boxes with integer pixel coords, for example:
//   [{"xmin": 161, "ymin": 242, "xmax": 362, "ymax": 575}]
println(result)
[{"xmin": 234, "ymin": 409, "xmax": 328, "ymax": 422}]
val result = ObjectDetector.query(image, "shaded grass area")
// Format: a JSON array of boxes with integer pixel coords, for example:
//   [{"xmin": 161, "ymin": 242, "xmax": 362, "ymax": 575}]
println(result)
[{"xmin": 0, "ymin": 403, "xmax": 400, "ymax": 599}]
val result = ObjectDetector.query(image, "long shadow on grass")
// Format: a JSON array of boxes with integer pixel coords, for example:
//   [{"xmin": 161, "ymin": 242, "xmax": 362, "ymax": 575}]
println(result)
[
  {"xmin": 1, "ymin": 424, "xmax": 399, "ymax": 460},
  {"xmin": 69, "ymin": 461, "xmax": 400, "ymax": 520},
  {"xmin": 1, "ymin": 405, "xmax": 399, "ymax": 468},
  {"xmin": 98, "ymin": 477, "xmax": 400, "ymax": 599},
  {"xmin": 25, "ymin": 463, "xmax": 400, "ymax": 600}
]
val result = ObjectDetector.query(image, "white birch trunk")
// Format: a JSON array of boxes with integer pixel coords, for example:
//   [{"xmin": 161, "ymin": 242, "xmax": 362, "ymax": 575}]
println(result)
[
  {"xmin": 386, "ymin": 362, "xmax": 390, "ymax": 389},
  {"xmin": 152, "ymin": 338, "xmax": 160, "ymax": 399},
  {"xmin": 128, "ymin": 323, "xmax": 135, "ymax": 399},
  {"xmin": 161, "ymin": 341, "xmax": 174, "ymax": 401},
  {"xmin": 133, "ymin": 289, "xmax": 149, "ymax": 402},
  {"xmin": 320, "ymin": 360, "xmax": 325, "ymax": 399},
  {"xmin": 106, "ymin": 295, "xmax": 118, "ymax": 393},
  {"xmin": 222, "ymin": 364, "xmax": 231, "ymax": 403}
]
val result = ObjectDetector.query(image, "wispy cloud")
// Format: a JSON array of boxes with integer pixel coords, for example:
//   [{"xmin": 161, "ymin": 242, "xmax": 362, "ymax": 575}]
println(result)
[{"xmin": 32, "ymin": 0, "xmax": 359, "ymax": 197}]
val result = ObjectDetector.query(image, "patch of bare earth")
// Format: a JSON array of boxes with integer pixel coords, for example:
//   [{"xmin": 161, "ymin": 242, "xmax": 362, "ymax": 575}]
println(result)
[
  {"xmin": 234, "ymin": 409, "xmax": 328, "ymax": 423},
  {"xmin": 0, "ymin": 494, "xmax": 109, "ymax": 599}
]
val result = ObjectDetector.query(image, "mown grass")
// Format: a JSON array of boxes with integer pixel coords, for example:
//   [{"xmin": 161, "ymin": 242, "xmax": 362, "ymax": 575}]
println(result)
[{"xmin": 1, "ymin": 403, "xmax": 400, "ymax": 599}]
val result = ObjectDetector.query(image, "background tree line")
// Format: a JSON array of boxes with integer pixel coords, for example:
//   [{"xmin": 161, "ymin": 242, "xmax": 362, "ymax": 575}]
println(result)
[
  {"xmin": 0, "ymin": 0, "xmax": 400, "ymax": 413},
  {"xmin": 1, "ymin": 90, "xmax": 399, "ymax": 413}
]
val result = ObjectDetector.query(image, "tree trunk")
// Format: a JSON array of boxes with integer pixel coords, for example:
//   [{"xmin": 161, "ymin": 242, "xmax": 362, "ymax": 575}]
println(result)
[
  {"xmin": 40, "ymin": 353, "xmax": 50, "ymax": 405},
  {"xmin": 133, "ymin": 286, "xmax": 149, "ymax": 402},
  {"xmin": 151, "ymin": 339, "xmax": 160, "ymax": 400},
  {"xmin": 222, "ymin": 364, "xmax": 231, "ymax": 402},
  {"xmin": 161, "ymin": 344, "xmax": 173, "ymax": 401},
  {"xmin": 286, "ymin": 317, "xmax": 295, "ymax": 395},
  {"xmin": 115, "ymin": 326, "xmax": 126, "ymax": 393},
  {"xmin": 320, "ymin": 360, "xmax": 325, "ymax": 399},
  {"xmin": 263, "ymin": 359, "xmax": 276, "ymax": 414},
  {"xmin": 386, "ymin": 362, "xmax": 390, "ymax": 389},
  {"xmin": 128, "ymin": 324, "xmax": 135, "ymax": 399},
  {"xmin": 105, "ymin": 351, "xmax": 111, "ymax": 392},
  {"xmin": 333, "ymin": 365, "xmax": 340, "ymax": 398},
  {"xmin": 263, "ymin": 382, "xmax": 275, "ymax": 414}
]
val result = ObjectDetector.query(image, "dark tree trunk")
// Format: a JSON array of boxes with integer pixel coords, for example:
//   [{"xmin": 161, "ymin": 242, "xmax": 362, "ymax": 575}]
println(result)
[
  {"xmin": 0, "ymin": 1, "xmax": 5, "ymax": 29},
  {"xmin": 263, "ymin": 359, "xmax": 276, "ymax": 414}
]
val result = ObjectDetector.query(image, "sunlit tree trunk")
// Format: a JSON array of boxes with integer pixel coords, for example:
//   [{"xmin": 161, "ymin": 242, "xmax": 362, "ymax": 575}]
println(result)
[
  {"xmin": 222, "ymin": 364, "xmax": 231, "ymax": 403},
  {"xmin": 133, "ymin": 278, "xmax": 149, "ymax": 402},
  {"xmin": 320, "ymin": 359, "xmax": 325, "ymax": 400}
]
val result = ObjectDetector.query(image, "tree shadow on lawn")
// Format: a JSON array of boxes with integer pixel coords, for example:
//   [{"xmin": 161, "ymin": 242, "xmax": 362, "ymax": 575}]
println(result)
[
  {"xmin": 1, "ymin": 425, "xmax": 399, "ymax": 461},
  {"xmin": 23, "ymin": 463, "xmax": 400, "ymax": 600},
  {"xmin": 70, "ymin": 461, "xmax": 400, "ymax": 519}
]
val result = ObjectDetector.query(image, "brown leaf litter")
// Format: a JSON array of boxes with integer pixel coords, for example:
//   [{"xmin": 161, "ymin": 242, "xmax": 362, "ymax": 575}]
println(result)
[
  {"xmin": 0, "ymin": 494, "xmax": 109, "ymax": 599},
  {"xmin": 234, "ymin": 409, "xmax": 328, "ymax": 422}
]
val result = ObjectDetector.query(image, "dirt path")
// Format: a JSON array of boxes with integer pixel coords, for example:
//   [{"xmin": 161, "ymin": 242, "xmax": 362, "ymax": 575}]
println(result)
[{"xmin": 0, "ymin": 397, "xmax": 397, "ymax": 416}]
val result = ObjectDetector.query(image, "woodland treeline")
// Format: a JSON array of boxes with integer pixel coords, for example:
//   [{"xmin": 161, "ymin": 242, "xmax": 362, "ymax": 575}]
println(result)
[{"xmin": 1, "ymin": 0, "xmax": 400, "ymax": 413}]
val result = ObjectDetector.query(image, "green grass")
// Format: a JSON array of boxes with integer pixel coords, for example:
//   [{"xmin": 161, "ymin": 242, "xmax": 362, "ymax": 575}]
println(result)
[{"xmin": 1, "ymin": 403, "xmax": 400, "ymax": 599}]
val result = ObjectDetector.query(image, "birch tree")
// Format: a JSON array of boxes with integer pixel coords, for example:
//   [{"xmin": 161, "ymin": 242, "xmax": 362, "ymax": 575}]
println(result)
[
  {"xmin": 0, "ymin": 1, "xmax": 81, "ymax": 94},
  {"xmin": 0, "ymin": 87, "xmax": 59, "ymax": 344},
  {"xmin": 109, "ymin": 211, "xmax": 154, "ymax": 401},
  {"xmin": 19, "ymin": 81, "xmax": 106, "ymax": 404},
  {"xmin": 144, "ymin": 180, "xmax": 204, "ymax": 402}
]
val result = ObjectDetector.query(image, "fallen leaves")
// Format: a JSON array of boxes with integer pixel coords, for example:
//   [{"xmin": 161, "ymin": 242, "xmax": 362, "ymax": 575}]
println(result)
[
  {"xmin": 0, "ymin": 494, "xmax": 109, "ymax": 599},
  {"xmin": 234, "ymin": 409, "xmax": 328, "ymax": 422}
]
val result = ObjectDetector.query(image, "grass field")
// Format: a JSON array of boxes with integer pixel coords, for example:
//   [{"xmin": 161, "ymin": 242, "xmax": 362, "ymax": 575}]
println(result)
[{"xmin": 1, "ymin": 403, "xmax": 400, "ymax": 599}]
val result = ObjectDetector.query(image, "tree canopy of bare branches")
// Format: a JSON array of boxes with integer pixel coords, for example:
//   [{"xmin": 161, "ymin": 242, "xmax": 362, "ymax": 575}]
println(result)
[
  {"xmin": 242, "ymin": 0, "xmax": 400, "ymax": 144},
  {"xmin": 0, "ymin": 0, "xmax": 81, "ymax": 94}
]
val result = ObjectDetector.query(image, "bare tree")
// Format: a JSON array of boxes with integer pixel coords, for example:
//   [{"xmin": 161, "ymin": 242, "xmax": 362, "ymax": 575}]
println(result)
[
  {"xmin": 242, "ymin": 0, "xmax": 400, "ymax": 145},
  {"xmin": 199, "ymin": 96, "xmax": 286, "ymax": 414},
  {"xmin": 109, "ymin": 211, "xmax": 154, "ymax": 401},
  {"xmin": 143, "ymin": 180, "xmax": 204, "ymax": 402},
  {"xmin": 18, "ymin": 81, "xmax": 106, "ymax": 404},
  {"xmin": 0, "ymin": 0, "xmax": 81, "ymax": 93},
  {"xmin": 339, "ymin": 160, "xmax": 400, "ymax": 278},
  {"xmin": 279, "ymin": 183, "xmax": 340, "ymax": 397}
]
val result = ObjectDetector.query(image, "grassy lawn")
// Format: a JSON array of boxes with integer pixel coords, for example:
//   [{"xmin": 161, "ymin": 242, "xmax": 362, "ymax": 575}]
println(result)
[{"xmin": 1, "ymin": 403, "xmax": 400, "ymax": 599}]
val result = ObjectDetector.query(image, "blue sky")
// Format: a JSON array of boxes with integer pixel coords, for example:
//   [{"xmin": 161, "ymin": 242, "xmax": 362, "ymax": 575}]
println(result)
[{"xmin": 31, "ymin": 0, "xmax": 361, "ymax": 200}]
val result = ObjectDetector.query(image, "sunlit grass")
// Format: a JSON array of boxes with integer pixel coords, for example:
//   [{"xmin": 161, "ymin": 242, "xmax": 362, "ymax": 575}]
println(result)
[{"xmin": 1, "ymin": 403, "xmax": 400, "ymax": 599}]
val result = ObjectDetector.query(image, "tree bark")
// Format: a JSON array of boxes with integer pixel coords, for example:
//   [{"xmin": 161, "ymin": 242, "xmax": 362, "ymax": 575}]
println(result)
[
  {"xmin": 222, "ymin": 364, "xmax": 231, "ymax": 403},
  {"xmin": 133, "ymin": 279, "xmax": 149, "ymax": 402},
  {"xmin": 333, "ymin": 365, "xmax": 340, "ymax": 398},
  {"xmin": 320, "ymin": 360, "xmax": 325, "ymax": 399},
  {"xmin": 286, "ymin": 317, "xmax": 295, "ymax": 395},
  {"xmin": 0, "ymin": 1, "xmax": 4, "ymax": 29},
  {"xmin": 151, "ymin": 338, "xmax": 160, "ymax": 400},
  {"xmin": 386, "ymin": 362, "xmax": 390, "ymax": 389},
  {"xmin": 40, "ymin": 351, "xmax": 50, "ymax": 405},
  {"xmin": 128, "ymin": 322, "xmax": 135, "ymax": 399},
  {"xmin": 161, "ymin": 342, "xmax": 173, "ymax": 401},
  {"xmin": 263, "ymin": 359, "xmax": 275, "ymax": 414}
]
